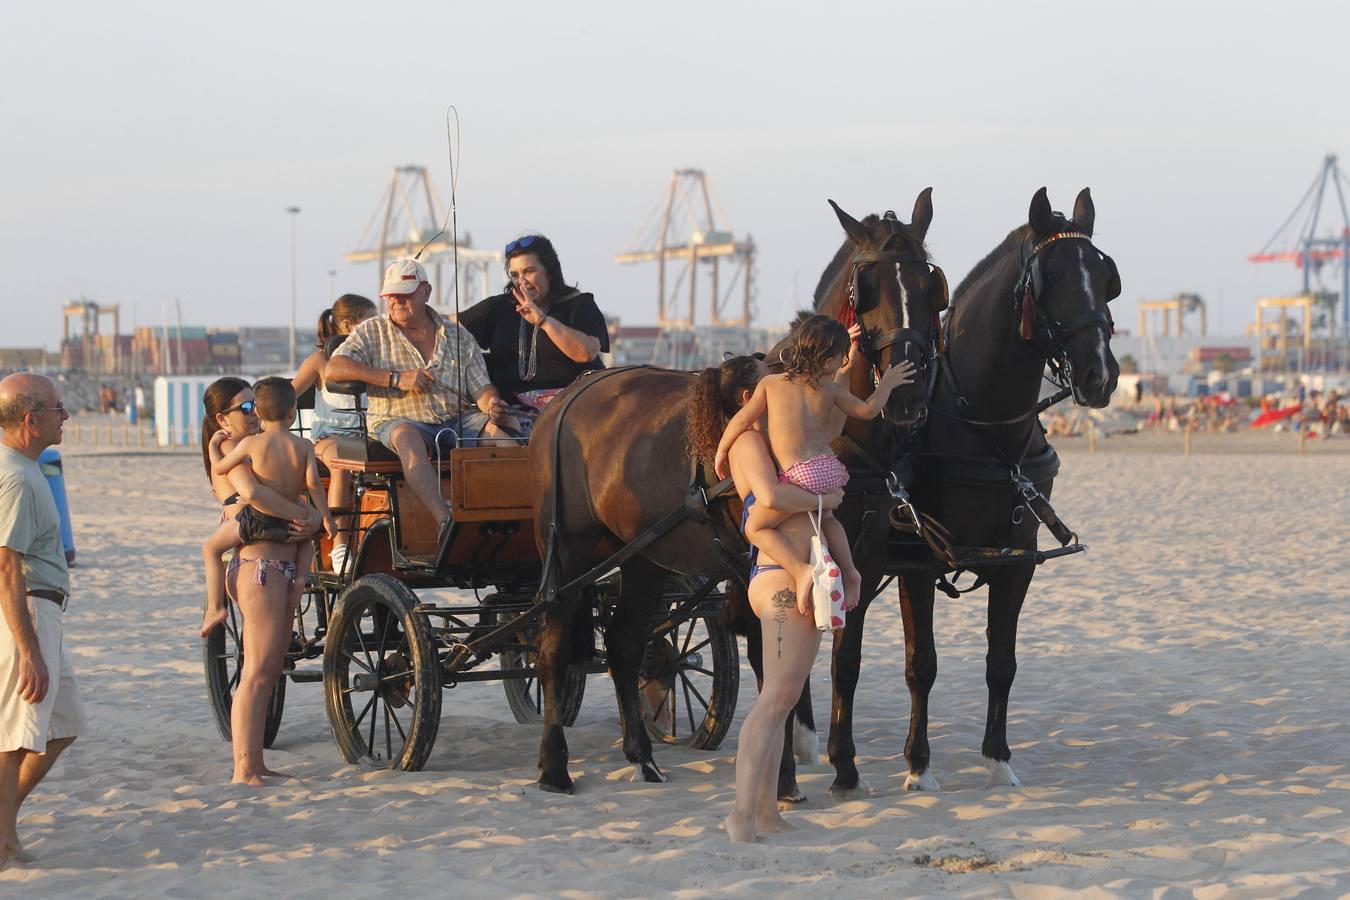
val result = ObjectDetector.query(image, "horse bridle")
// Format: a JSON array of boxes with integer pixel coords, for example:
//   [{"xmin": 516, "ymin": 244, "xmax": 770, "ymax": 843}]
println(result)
[
  {"xmin": 1013, "ymin": 231, "xmax": 1120, "ymax": 384},
  {"xmin": 842, "ymin": 216, "xmax": 949, "ymax": 383}
]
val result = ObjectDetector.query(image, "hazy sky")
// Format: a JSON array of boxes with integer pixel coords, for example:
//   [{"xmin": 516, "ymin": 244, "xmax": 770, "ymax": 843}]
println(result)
[{"xmin": 4, "ymin": 0, "xmax": 1349, "ymax": 350}]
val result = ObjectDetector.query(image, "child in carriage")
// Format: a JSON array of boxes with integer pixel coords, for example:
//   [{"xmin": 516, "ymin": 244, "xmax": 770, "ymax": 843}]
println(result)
[
  {"xmin": 199, "ymin": 379, "xmax": 335, "ymax": 638},
  {"xmin": 714, "ymin": 315, "xmax": 914, "ymax": 614}
]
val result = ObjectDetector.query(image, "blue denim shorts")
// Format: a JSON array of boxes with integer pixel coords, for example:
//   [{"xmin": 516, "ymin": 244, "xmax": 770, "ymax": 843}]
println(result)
[{"xmin": 373, "ymin": 412, "xmax": 492, "ymax": 454}]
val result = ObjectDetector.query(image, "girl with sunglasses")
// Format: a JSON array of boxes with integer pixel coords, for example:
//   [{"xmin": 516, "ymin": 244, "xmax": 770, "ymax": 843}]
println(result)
[{"xmin": 457, "ymin": 233, "xmax": 610, "ymax": 435}]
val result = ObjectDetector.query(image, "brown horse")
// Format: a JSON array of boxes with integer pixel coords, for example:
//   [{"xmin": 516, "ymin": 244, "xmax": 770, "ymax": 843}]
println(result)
[{"xmin": 526, "ymin": 190, "xmax": 948, "ymax": 794}]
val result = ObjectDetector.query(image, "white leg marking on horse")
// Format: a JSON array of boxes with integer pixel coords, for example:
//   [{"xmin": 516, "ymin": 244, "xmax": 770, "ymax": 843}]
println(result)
[
  {"xmin": 632, "ymin": 760, "xmax": 668, "ymax": 783},
  {"xmin": 903, "ymin": 768, "xmax": 941, "ymax": 791},
  {"xmin": 984, "ymin": 757, "xmax": 1020, "ymax": 787},
  {"xmin": 792, "ymin": 719, "xmax": 820, "ymax": 765}
]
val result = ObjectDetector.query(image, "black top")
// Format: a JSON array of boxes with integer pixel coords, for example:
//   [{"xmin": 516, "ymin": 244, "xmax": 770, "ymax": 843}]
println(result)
[{"xmin": 458, "ymin": 290, "xmax": 609, "ymax": 401}]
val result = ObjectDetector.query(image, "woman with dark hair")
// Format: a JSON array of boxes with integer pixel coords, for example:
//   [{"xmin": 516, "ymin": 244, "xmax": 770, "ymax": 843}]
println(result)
[
  {"xmin": 199, "ymin": 378, "xmax": 318, "ymax": 639},
  {"xmin": 686, "ymin": 356, "xmax": 842, "ymax": 842},
  {"xmin": 458, "ymin": 234, "xmax": 609, "ymax": 434}
]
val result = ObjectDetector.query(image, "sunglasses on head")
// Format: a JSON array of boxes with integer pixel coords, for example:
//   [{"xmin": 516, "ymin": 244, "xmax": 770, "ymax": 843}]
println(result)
[
  {"xmin": 504, "ymin": 235, "xmax": 540, "ymax": 255},
  {"xmin": 225, "ymin": 400, "xmax": 256, "ymax": 415}
]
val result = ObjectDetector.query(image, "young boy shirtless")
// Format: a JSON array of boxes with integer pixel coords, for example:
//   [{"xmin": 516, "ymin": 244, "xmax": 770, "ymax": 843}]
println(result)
[{"xmin": 714, "ymin": 315, "xmax": 914, "ymax": 614}]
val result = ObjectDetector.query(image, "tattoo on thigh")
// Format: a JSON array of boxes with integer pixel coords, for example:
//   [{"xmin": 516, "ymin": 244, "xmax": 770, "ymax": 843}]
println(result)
[{"xmin": 771, "ymin": 587, "xmax": 794, "ymax": 658}]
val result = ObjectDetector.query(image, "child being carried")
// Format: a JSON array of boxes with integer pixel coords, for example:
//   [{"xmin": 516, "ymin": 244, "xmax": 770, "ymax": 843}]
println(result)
[{"xmin": 714, "ymin": 315, "xmax": 914, "ymax": 615}]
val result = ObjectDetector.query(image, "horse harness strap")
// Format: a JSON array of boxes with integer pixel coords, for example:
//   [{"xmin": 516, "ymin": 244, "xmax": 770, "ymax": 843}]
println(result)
[{"xmin": 919, "ymin": 353, "xmax": 1079, "ymax": 549}]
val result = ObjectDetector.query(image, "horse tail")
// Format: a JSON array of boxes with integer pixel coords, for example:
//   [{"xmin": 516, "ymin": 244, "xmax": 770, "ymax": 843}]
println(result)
[{"xmin": 720, "ymin": 578, "xmax": 755, "ymax": 637}]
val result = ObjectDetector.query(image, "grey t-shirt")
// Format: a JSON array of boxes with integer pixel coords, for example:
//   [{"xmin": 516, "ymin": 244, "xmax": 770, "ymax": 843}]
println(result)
[{"xmin": 0, "ymin": 444, "xmax": 70, "ymax": 597}]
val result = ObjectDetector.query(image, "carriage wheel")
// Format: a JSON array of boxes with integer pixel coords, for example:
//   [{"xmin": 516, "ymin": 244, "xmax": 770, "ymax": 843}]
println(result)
[
  {"xmin": 499, "ymin": 626, "xmax": 586, "ymax": 727},
  {"xmin": 641, "ymin": 605, "xmax": 739, "ymax": 750},
  {"xmin": 202, "ymin": 599, "xmax": 286, "ymax": 749},
  {"xmin": 323, "ymin": 574, "xmax": 441, "ymax": 771}
]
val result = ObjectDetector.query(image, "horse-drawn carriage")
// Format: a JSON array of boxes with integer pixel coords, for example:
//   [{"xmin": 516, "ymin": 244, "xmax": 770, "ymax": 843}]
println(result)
[
  {"xmin": 202, "ymin": 384, "xmax": 740, "ymax": 772},
  {"xmin": 202, "ymin": 184, "xmax": 1120, "ymax": 797}
]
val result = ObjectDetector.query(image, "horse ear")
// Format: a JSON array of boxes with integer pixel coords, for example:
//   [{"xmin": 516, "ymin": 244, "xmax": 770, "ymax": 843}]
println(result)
[
  {"xmin": 1072, "ymin": 188, "xmax": 1095, "ymax": 236},
  {"xmin": 828, "ymin": 199, "xmax": 870, "ymax": 247},
  {"xmin": 1028, "ymin": 187, "xmax": 1055, "ymax": 237},
  {"xmin": 910, "ymin": 187, "xmax": 934, "ymax": 243}
]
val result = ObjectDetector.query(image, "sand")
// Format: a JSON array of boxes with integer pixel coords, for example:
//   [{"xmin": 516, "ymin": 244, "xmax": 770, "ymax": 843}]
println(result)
[{"xmin": 2, "ymin": 446, "xmax": 1348, "ymax": 897}]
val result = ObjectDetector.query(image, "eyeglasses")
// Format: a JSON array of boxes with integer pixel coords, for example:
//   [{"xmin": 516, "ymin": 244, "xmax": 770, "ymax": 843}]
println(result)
[
  {"xmin": 224, "ymin": 400, "xmax": 256, "ymax": 415},
  {"xmin": 504, "ymin": 235, "xmax": 539, "ymax": 255},
  {"xmin": 28, "ymin": 404, "xmax": 66, "ymax": 416}
]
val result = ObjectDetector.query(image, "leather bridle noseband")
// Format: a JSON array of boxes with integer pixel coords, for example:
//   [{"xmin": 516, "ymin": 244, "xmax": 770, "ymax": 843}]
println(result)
[{"xmin": 1012, "ymin": 231, "xmax": 1120, "ymax": 385}]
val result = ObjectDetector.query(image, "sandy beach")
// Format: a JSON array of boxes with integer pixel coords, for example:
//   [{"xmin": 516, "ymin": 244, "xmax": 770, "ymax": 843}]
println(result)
[{"xmin": 2, "ymin": 445, "xmax": 1348, "ymax": 897}]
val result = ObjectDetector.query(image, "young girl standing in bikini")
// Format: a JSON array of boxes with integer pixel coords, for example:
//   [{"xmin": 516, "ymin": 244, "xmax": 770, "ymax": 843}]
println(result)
[{"xmin": 714, "ymin": 315, "xmax": 915, "ymax": 614}]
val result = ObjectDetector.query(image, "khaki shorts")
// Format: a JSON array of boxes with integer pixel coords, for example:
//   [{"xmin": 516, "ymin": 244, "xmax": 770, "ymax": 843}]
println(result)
[{"xmin": 0, "ymin": 595, "xmax": 87, "ymax": 753}]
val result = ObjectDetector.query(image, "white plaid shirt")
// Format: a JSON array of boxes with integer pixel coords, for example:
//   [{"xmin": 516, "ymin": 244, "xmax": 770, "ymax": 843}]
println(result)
[{"xmin": 331, "ymin": 308, "xmax": 492, "ymax": 433}]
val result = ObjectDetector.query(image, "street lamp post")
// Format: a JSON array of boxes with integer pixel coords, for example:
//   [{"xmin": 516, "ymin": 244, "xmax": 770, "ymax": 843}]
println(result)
[{"xmin": 286, "ymin": 206, "xmax": 301, "ymax": 371}]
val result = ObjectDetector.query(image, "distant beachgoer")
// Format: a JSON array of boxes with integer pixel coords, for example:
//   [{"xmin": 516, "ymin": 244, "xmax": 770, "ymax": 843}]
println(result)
[
  {"xmin": 292, "ymin": 294, "xmax": 377, "ymax": 572},
  {"xmin": 209, "ymin": 378, "xmax": 334, "ymax": 786},
  {"xmin": 458, "ymin": 234, "xmax": 609, "ymax": 436},
  {"xmin": 0, "ymin": 373, "xmax": 85, "ymax": 867},
  {"xmin": 325, "ymin": 258, "xmax": 513, "ymax": 546}
]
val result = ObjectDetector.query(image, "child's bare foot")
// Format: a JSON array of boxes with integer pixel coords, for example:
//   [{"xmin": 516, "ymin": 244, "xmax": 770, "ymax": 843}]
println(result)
[
  {"xmin": 724, "ymin": 812, "xmax": 757, "ymax": 843},
  {"xmin": 793, "ymin": 569, "xmax": 815, "ymax": 618},
  {"xmin": 259, "ymin": 766, "xmax": 292, "ymax": 778},
  {"xmin": 200, "ymin": 605, "xmax": 229, "ymax": 639},
  {"xmin": 843, "ymin": 566, "xmax": 862, "ymax": 612},
  {"xmin": 756, "ymin": 810, "xmax": 796, "ymax": 833},
  {"xmin": 231, "ymin": 771, "xmax": 268, "ymax": 787}
]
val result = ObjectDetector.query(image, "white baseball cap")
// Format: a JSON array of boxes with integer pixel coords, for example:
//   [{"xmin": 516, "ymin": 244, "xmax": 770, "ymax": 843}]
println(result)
[{"xmin": 380, "ymin": 257, "xmax": 429, "ymax": 297}]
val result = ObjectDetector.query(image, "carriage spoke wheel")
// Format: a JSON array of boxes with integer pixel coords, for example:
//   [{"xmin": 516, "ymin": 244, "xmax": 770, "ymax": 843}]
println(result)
[
  {"xmin": 640, "ymin": 607, "xmax": 739, "ymax": 750},
  {"xmin": 499, "ymin": 621, "xmax": 586, "ymax": 727},
  {"xmin": 203, "ymin": 598, "xmax": 286, "ymax": 748},
  {"xmin": 323, "ymin": 574, "xmax": 441, "ymax": 771}
]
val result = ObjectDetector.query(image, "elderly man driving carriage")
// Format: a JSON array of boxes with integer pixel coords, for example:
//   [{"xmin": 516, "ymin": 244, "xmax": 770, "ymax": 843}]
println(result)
[{"xmin": 324, "ymin": 258, "xmax": 513, "ymax": 541}]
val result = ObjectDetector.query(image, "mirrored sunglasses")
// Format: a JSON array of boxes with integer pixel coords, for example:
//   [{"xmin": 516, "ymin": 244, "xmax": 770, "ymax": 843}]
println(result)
[{"xmin": 225, "ymin": 400, "xmax": 257, "ymax": 415}]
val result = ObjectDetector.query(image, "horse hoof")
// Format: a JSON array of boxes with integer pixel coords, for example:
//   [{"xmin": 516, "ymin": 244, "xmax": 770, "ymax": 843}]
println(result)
[
  {"xmin": 903, "ymin": 769, "xmax": 941, "ymax": 792},
  {"xmin": 777, "ymin": 789, "xmax": 807, "ymax": 807},
  {"xmin": 538, "ymin": 772, "xmax": 574, "ymax": 794},
  {"xmin": 632, "ymin": 761, "xmax": 667, "ymax": 784},
  {"xmin": 792, "ymin": 721, "xmax": 820, "ymax": 765},
  {"xmin": 984, "ymin": 758, "xmax": 1020, "ymax": 787},
  {"xmin": 827, "ymin": 779, "xmax": 871, "ymax": 801}
]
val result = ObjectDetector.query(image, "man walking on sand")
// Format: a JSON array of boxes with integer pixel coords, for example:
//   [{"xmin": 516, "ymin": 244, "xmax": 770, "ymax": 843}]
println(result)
[{"xmin": 0, "ymin": 373, "xmax": 85, "ymax": 867}]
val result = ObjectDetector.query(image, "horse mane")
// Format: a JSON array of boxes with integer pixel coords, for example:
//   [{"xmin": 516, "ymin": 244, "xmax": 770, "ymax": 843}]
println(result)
[
  {"xmin": 812, "ymin": 214, "xmax": 880, "ymax": 307},
  {"xmin": 953, "ymin": 213, "xmax": 1072, "ymax": 300}
]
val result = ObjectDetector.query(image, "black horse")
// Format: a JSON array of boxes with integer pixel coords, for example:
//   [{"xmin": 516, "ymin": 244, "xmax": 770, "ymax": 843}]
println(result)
[
  {"xmin": 526, "ymin": 190, "xmax": 946, "ymax": 795},
  {"xmin": 745, "ymin": 190, "xmax": 950, "ymax": 801},
  {"xmin": 825, "ymin": 186, "xmax": 1120, "ymax": 796}
]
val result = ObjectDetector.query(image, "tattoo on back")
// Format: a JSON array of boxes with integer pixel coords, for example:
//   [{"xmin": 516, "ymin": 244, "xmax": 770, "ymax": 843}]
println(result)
[{"xmin": 771, "ymin": 588, "xmax": 794, "ymax": 657}]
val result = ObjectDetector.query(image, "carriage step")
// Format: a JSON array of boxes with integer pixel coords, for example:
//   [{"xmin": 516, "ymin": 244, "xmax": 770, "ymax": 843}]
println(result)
[{"xmin": 287, "ymin": 671, "xmax": 323, "ymax": 683}]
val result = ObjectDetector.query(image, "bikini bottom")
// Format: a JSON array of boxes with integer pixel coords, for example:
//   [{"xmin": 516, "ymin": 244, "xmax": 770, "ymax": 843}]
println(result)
[{"xmin": 228, "ymin": 553, "xmax": 298, "ymax": 587}]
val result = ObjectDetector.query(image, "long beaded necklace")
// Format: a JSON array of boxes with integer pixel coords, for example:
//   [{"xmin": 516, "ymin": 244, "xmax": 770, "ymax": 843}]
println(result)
[{"xmin": 517, "ymin": 313, "xmax": 541, "ymax": 382}]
